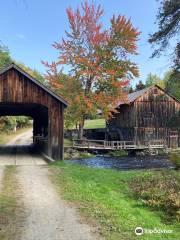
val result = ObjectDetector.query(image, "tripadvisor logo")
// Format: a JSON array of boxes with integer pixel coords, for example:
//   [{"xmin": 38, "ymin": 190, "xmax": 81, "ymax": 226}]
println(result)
[
  {"xmin": 135, "ymin": 227, "xmax": 173, "ymax": 235},
  {"xmin": 135, "ymin": 227, "xmax": 143, "ymax": 235}
]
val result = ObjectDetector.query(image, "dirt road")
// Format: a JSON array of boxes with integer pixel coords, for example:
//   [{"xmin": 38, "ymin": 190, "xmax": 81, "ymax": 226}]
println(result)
[
  {"xmin": 0, "ymin": 129, "xmax": 46, "ymax": 166},
  {"xmin": 6, "ymin": 129, "xmax": 33, "ymax": 146},
  {"xmin": 18, "ymin": 166, "xmax": 97, "ymax": 240},
  {"xmin": 0, "ymin": 130, "xmax": 98, "ymax": 240}
]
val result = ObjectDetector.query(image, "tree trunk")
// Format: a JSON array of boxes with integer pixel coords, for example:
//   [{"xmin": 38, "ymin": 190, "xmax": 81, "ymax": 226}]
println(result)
[{"xmin": 78, "ymin": 118, "xmax": 84, "ymax": 140}]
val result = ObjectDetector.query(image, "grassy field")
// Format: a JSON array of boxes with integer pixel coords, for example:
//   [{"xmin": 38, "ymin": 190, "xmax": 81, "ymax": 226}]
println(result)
[
  {"xmin": 71, "ymin": 118, "xmax": 106, "ymax": 130},
  {"xmin": 0, "ymin": 127, "xmax": 32, "ymax": 145},
  {"xmin": 84, "ymin": 118, "xmax": 106, "ymax": 129},
  {"xmin": 50, "ymin": 162, "xmax": 180, "ymax": 240}
]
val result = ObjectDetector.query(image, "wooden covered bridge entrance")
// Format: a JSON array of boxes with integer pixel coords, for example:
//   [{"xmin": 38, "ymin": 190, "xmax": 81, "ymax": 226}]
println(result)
[{"xmin": 0, "ymin": 64, "xmax": 67, "ymax": 160}]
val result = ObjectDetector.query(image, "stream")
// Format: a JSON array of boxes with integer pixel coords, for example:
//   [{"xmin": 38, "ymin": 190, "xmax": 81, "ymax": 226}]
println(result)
[{"xmin": 67, "ymin": 155, "xmax": 173, "ymax": 170}]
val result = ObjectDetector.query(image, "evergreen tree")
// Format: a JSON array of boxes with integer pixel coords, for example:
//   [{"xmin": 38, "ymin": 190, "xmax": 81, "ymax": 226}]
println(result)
[
  {"xmin": 135, "ymin": 80, "xmax": 145, "ymax": 90},
  {"xmin": 149, "ymin": 0, "xmax": 180, "ymax": 70}
]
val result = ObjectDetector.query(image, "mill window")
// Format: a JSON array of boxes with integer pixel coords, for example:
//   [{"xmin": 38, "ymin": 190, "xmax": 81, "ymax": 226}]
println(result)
[{"xmin": 153, "ymin": 88, "xmax": 158, "ymax": 95}]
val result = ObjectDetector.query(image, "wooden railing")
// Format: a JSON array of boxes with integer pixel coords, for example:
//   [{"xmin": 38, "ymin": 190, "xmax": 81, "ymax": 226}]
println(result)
[
  {"xmin": 72, "ymin": 139, "xmax": 166, "ymax": 150},
  {"xmin": 147, "ymin": 140, "xmax": 166, "ymax": 149},
  {"xmin": 34, "ymin": 136, "xmax": 48, "ymax": 155}
]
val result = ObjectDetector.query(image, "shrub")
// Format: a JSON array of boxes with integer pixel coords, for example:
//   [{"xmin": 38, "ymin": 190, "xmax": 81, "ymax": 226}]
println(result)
[
  {"xmin": 157, "ymin": 149, "xmax": 167, "ymax": 155},
  {"xmin": 107, "ymin": 149, "xmax": 128, "ymax": 157},
  {"xmin": 170, "ymin": 152, "xmax": 180, "ymax": 170},
  {"xmin": 64, "ymin": 149, "xmax": 94, "ymax": 160},
  {"xmin": 0, "ymin": 116, "xmax": 31, "ymax": 132},
  {"xmin": 130, "ymin": 171, "xmax": 180, "ymax": 221}
]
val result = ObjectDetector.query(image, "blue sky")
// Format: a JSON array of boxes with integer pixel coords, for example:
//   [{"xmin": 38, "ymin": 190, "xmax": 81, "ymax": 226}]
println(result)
[{"xmin": 0, "ymin": 0, "xmax": 171, "ymax": 85}]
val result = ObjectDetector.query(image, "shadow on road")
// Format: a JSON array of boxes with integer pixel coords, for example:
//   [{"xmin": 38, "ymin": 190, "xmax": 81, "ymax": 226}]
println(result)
[
  {"xmin": 0, "ymin": 145, "xmax": 47, "ymax": 166},
  {"xmin": 0, "ymin": 145, "xmax": 37, "ymax": 155}
]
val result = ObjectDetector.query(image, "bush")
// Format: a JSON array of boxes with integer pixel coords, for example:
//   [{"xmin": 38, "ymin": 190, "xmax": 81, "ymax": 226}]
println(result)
[
  {"xmin": 107, "ymin": 149, "xmax": 128, "ymax": 157},
  {"xmin": 64, "ymin": 148, "xmax": 95, "ymax": 160},
  {"xmin": 170, "ymin": 152, "xmax": 180, "ymax": 170},
  {"xmin": 157, "ymin": 149, "xmax": 168, "ymax": 155},
  {"xmin": 3, "ymin": 116, "xmax": 16, "ymax": 131},
  {"xmin": 0, "ymin": 116, "xmax": 31, "ymax": 133},
  {"xmin": 130, "ymin": 171, "xmax": 180, "ymax": 221}
]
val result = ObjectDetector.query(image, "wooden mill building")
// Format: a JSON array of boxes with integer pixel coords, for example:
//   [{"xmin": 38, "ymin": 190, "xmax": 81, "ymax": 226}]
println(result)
[
  {"xmin": 0, "ymin": 64, "xmax": 68, "ymax": 160},
  {"xmin": 107, "ymin": 85, "xmax": 180, "ymax": 148}
]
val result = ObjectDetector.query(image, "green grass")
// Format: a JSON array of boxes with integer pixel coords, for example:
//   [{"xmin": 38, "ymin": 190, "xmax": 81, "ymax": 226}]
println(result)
[
  {"xmin": 50, "ymin": 162, "xmax": 180, "ymax": 240},
  {"xmin": 169, "ymin": 151, "xmax": 180, "ymax": 169},
  {"xmin": 84, "ymin": 118, "xmax": 106, "ymax": 129},
  {"xmin": 71, "ymin": 118, "xmax": 106, "ymax": 130},
  {"xmin": 0, "ymin": 166, "xmax": 20, "ymax": 240},
  {"xmin": 64, "ymin": 138, "xmax": 73, "ymax": 147},
  {"xmin": 106, "ymin": 149, "xmax": 128, "ymax": 157},
  {"xmin": 0, "ymin": 171, "xmax": 17, "ymax": 219}
]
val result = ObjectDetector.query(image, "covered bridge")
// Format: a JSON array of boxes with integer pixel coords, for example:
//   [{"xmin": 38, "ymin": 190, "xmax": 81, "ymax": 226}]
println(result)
[{"xmin": 0, "ymin": 64, "xmax": 68, "ymax": 160}]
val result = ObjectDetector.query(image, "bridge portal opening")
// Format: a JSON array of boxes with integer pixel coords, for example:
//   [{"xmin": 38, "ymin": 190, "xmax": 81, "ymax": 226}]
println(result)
[
  {"xmin": 0, "ymin": 115, "xmax": 33, "ymax": 145},
  {"xmin": 0, "ymin": 64, "xmax": 67, "ymax": 160},
  {"xmin": 0, "ymin": 103, "xmax": 49, "ymax": 153}
]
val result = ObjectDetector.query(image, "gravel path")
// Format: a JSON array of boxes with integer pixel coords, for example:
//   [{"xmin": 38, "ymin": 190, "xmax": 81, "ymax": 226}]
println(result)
[
  {"xmin": 7, "ymin": 129, "xmax": 33, "ymax": 146},
  {"xmin": 0, "ymin": 129, "xmax": 46, "ymax": 166},
  {"xmin": 0, "ymin": 146, "xmax": 47, "ymax": 166},
  {"xmin": 17, "ymin": 166, "xmax": 98, "ymax": 240},
  {"xmin": 0, "ymin": 130, "xmax": 99, "ymax": 240}
]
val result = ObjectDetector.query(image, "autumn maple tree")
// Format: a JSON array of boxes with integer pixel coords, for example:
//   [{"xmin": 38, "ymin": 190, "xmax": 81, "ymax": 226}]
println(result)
[{"xmin": 43, "ymin": 1, "xmax": 140, "ymax": 139}]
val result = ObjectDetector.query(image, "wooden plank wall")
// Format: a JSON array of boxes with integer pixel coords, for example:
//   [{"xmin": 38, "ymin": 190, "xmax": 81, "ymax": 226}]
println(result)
[
  {"xmin": 0, "ymin": 68, "xmax": 64, "ymax": 160},
  {"xmin": 107, "ymin": 104, "xmax": 135, "ymax": 128},
  {"xmin": 108, "ymin": 86, "xmax": 180, "ymax": 147},
  {"xmin": 135, "ymin": 86, "xmax": 180, "ymax": 146}
]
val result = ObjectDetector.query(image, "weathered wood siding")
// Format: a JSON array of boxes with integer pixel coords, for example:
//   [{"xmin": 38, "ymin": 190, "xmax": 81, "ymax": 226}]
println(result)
[
  {"xmin": 108, "ymin": 86, "xmax": 180, "ymax": 147},
  {"xmin": 108, "ymin": 105, "xmax": 135, "ymax": 128},
  {"xmin": 134, "ymin": 86, "xmax": 180, "ymax": 146},
  {"xmin": 107, "ymin": 104, "xmax": 135, "ymax": 140},
  {"xmin": 0, "ymin": 68, "xmax": 65, "ymax": 160},
  {"xmin": 134, "ymin": 87, "xmax": 179, "ymax": 127}
]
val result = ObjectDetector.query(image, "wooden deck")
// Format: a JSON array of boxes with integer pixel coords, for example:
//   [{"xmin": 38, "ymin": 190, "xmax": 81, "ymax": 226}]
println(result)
[{"xmin": 73, "ymin": 139, "xmax": 166, "ymax": 151}]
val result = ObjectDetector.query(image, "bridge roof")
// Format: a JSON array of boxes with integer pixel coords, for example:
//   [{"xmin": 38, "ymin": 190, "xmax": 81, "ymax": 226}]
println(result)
[{"xmin": 0, "ymin": 63, "xmax": 68, "ymax": 107}]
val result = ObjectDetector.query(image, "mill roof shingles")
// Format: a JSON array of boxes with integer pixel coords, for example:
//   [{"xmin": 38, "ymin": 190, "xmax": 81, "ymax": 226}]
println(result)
[{"xmin": 127, "ymin": 87, "xmax": 151, "ymax": 102}]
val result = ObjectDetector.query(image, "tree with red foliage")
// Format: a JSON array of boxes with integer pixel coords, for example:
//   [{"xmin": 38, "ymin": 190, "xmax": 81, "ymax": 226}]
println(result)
[{"xmin": 43, "ymin": 1, "xmax": 140, "ymax": 139}]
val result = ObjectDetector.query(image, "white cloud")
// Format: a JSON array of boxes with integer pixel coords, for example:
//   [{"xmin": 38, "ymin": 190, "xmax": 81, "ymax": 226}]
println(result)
[{"xmin": 16, "ymin": 33, "xmax": 25, "ymax": 39}]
